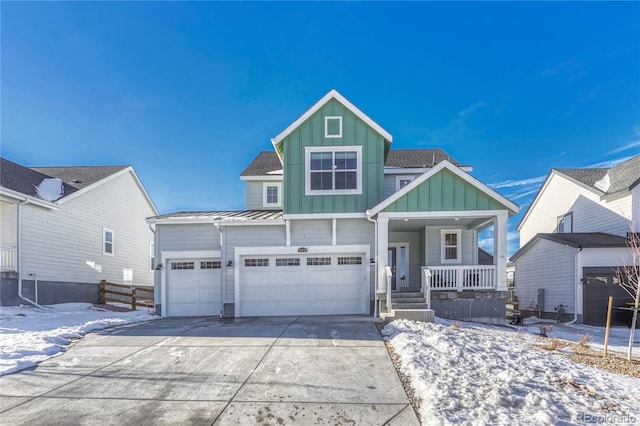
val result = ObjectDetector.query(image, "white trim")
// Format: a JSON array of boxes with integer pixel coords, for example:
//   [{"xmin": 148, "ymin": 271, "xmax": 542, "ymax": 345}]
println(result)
[
  {"xmin": 384, "ymin": 166, "xmax": 474, "ymax": 174},
  {"xmin": 240, "ymin": 175, "xmax": 283, "ymax": 181},
  {"xmin": 332, "ymin": 218, "xmax": 337, "ymax": 245},
  {"xmin": 150, "ymin": 240, "xmax": 155, "ymax": 272},
  {"xmin": 379, "ymin": 210, "xmax": 509, "ymax": 219},
  {"xmin": 440, "ymin": 229, "xmax": 462, "ymax": 264},
  {"xmin": 283, "ymin": 212, "xmax": 367, "ymax": 220},
  {"xmin": 324, "ymin": 116, "xmax": 343, "ymax": 138},
  {"xmin": 262, "ymin": 182, "xmax": 282, "ymax": 208},
  {"xmin": 285, "ymin": 219, "xmax": 291, "ymax": 246},
  {"xmin": 271, "ymin": 89, "xmax": 393, "ymax": 145},
  {"xmin": 304, "ymin": 145, "xmax": 363, "ymax": 196},
  {"xmin": 103, "ymin": 228, "xmax": 115, "ymax": 256},
  {"xmin": 0, "ymin": 188, "xmax": 60, "ymax": 210},
  {"xmin": 159, "ymin": 250, "xmax": 222, "ymax": 317},
  {"xmin": 58, "ymin": 167, "xmax": 159, "ymax": 215},
  {"xmin": 369, "ymin": 160, "xmax": 520, "ymax": 216},
  {"xmin": 395, "ymin": 176, "xmax": 415, "ymax": 191},
  {"xmin": 233, "ymin": 244, "xmax": 370, "ymax": 318},
  {"xmin": 148, "ymin": 218, "xmax": 285, "ymax": 226}
]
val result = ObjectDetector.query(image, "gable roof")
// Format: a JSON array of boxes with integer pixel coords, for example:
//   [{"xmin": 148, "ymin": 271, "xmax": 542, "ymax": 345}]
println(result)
[
  {"xmin": 517, "ymin": 155, "xmax": 640, "ymax": 231},
  {"xmin": 271, "ymin": 89, "xmax": 393, "ymax": 147},
  {"xmin": 241, "ymin": 151, "xmax": 283, "ymax": 177},
  {"xmin": 385, "ymin": 149, "xmax": 462, "ymax": 168},
  {"xmin": 0, "ymin": 157, "xmax": 157, "ymax": 214},
  {"xmin": 30, "ymin": 165, "xmax": 129, "ymax": 190},
  {"xmin": 510, "ymin": 232, "xmax": 628, "ymax": 261},
  {"xmin": 241, "ymin": 148, "xmax": 465, "ymax": 177},
  {"xmin": 369, "ymin": 160, "xmax": 520, "ymax": 216}
]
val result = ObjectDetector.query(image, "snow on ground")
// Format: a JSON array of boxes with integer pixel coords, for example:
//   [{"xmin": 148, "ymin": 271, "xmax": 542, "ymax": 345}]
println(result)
[
  {"xmin": 0, "ymin": 303, "xmax": 157, "ymax": 376},
  {"xmin": 383, "ymin": 319, "xmax": 640, "ymax": 426}
]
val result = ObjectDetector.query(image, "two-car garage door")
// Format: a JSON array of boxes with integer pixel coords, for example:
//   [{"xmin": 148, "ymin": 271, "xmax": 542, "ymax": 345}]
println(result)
[{"xmin": 239, "ymin": 253, "xmax": 366, "ymax": 317}]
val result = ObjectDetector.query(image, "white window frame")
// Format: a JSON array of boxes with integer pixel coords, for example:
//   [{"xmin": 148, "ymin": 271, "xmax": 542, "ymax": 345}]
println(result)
[
  {"xmin": 263, "ymin": 182, "xmax": 282, "ymax": 208},
  {"xmin": 395, "ymin": 176, "xmax": 415, "ymax": 190},
  {"xmin": 103, "ymin": 228, "xmax": 115, "ymax": 256},
  {"xmin": 441, "ymin": 229, "xmax": 461, "ymax": 264},
  {"xmin": 557, "ymin": 212, "xmax": 573, "ymax": 233},
  {"xmin": 305, "ymin": 145, "xmax": 363, "ymax": 196},
  {"xmin": 324, "ymin": 116, "xmax": 343, "ymax": 138}
]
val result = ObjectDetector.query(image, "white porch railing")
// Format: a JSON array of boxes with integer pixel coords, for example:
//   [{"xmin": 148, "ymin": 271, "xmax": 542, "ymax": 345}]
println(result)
[
  {"xmin": 1, "ymin": 246, "xmax": 17, "ymax": 272},
  {"xmin": 425, "ymin": 265, "xmax": 497, "ymax": 291}
]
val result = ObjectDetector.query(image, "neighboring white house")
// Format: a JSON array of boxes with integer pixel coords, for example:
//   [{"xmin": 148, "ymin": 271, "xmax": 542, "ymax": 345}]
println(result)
[
  {"xmin": 512, "ymin": 156, "xmax": 639, "ymax": 325},
  {"xmin": 148, "ymin": 89, "xmax": 520, "ymax": 323},
  {"xmin": 0, "ymin": 157, "xmax": 158, "ymax": 306}
]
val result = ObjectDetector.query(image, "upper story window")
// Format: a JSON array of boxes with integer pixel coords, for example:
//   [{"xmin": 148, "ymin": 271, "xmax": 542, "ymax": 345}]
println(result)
[
  {"xmin": 324, "ymin": 116, "xmax": 343, "ymax": 138},
  {"xmin": 305, "ymin": 146, "xmax": 362, "ymax": 195},
  {"xmin": 103, "ymin": 228, "xmax": 114, "ymax": 256},
  {"xmin": 263, "ymin": 182, "xmax": 282, "ymax": 207},
  {"xmin": 396, "ymin": 176, "xmax": 415, "ymax": 190},
  {"xmin": 557, "ymin": 212, "xmax": 573, "ymax": 233},
  {"xmin": 441, "ymin": 229, "xmax": 461, "ymax": 264}
]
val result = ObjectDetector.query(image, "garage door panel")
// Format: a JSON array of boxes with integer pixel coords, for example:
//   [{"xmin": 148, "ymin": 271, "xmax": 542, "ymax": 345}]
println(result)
[
  {"xmin": 239, "ymin": 251, "xmax": 366, "ymax": 317},
  {"xmin": 167, "ymin": 258, "xmax": 222, "ymax": 317}
]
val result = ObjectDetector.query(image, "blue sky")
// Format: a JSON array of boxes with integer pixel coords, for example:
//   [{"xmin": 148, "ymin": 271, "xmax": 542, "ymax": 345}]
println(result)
[{"xmin": 2, "ymin": 2, "xmax": 639, "ymax": 255}]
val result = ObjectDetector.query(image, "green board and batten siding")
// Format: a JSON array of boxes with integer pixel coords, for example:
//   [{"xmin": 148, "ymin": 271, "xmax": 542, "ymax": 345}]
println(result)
[
  {"xmin": 382, "ymin": 168, "xmax": 509, "ymax": 213},
  {"xmin": 282, "ymin": 99, "xmax": 387, "ymax": 214}
]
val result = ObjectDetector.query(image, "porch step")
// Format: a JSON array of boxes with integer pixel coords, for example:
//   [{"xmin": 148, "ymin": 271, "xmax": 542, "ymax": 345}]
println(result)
[
  {"xmin": 392, "ymin": 309, "xmax": 435, "ymax": 323},
  {"xmin": 391, "ymin": 297, "xmax": 425, "ymax": 304},
  {"xmin": 392, "ymin": 292, "xmax": 424, "ymax": 298},
  {"xmin": 392, "ymin": 302, "xmax": 429, "ymax": 310}
]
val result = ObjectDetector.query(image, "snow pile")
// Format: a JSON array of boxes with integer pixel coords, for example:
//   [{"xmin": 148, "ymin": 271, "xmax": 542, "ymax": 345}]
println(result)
[
  {"xmin": 34, "ymin": 178, "xmax": 63, "ymax": 202},
  {"xmin": 383, "ymin": 320, "xmax": 640, "ymax": 425},
  {"xmin": 0, "ymin": 303, "xmax": 157, "ymax": 376}
]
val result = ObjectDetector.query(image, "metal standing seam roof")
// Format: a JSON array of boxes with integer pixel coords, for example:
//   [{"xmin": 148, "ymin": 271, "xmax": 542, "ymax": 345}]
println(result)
[
  {"xmin": 240, "ymin": 149, "xmax": 463, "ymax": 176},
  {"xmin": 149, "ymin": 210, "xmax": 284, "ymax": 221}
]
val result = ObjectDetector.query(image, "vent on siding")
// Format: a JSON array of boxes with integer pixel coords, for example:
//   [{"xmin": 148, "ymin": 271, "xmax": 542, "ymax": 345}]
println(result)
[{"xmin": 325, "ymin": 116, "xmax": 342, "ymax": 138}]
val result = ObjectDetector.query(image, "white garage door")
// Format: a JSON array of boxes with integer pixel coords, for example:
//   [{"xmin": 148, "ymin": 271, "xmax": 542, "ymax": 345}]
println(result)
[
  {"xmin": 239, "ymin": 253, "xmax": 366, "ymax": 316},
  {"xmin": 167, "ymin": 259, "xmax": 222, "ymax": 316}
]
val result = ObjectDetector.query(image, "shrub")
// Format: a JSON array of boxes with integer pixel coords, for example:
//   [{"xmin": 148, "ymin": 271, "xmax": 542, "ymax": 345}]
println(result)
[
  {"xmin": 539, "ymin": 324, "xmax": 554, "ymax": 338},
  {"xmin": 578, "ymin": 333, "xmax": 593, "ymax": 348}
]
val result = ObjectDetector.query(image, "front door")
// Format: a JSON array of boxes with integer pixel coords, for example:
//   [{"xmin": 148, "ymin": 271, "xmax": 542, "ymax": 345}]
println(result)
[{"xmin": 387, "ymin": 247, "xmax": 397, "ymax": 291}]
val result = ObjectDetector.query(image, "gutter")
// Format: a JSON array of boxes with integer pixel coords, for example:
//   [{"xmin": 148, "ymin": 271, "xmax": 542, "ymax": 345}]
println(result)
[
  {"xmin": 566, "ymin": 246, "xmax": 582, "ymax": 325},
  {"xmin": 366, "ymin": 210, "xmax": 378, "ymax": 318},
  {"xmin": 214, "ymin": 222, "xmax": 225, "ymax": 318},
  {"xmin": 17, "ymin": 200, "xmax": 46, "ymax": 309}
]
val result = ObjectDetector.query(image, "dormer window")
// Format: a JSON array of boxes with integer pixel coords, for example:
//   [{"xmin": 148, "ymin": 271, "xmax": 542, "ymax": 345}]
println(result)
[
  {"xmin": 305, "ymin": 146, "xmax": 362, "ymax": 195},
  {"xmin": 324, "ymin": 116, "xmax": 343, "ymax": 138}
]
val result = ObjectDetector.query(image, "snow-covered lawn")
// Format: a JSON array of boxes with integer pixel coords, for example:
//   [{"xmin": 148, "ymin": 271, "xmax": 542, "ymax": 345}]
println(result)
[
  {"xmin": 0, "ymin": 303, "xmax": 157, "ymax": 376},
  {"xmin": 383, "ymin": 319, "xmax": 640, "ymax": 425}
]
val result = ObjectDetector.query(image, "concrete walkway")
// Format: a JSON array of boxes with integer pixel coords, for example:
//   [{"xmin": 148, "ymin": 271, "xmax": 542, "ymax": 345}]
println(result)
[{"xmin": 0, "ymin": 315, "xmax": 419, "ymax": 425}]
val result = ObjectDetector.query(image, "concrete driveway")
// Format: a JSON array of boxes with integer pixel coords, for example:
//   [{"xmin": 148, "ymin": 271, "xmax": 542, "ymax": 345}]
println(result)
[{"xmin": 0, "ymin": 315, "xmax": 419, "ymax": 425}]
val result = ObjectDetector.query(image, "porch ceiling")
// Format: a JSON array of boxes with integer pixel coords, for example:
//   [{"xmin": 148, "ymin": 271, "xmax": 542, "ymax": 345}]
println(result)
[{"xmin": 388, "ymin": 217, "xmax": 489, "ymax": 232}]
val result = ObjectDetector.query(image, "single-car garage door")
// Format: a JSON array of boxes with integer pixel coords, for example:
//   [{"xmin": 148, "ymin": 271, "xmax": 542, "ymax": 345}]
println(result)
[
  {"xmin": 583, "ymin": 267, "xmax": 635, "ymax": 326},
  {"xmin": 239, "ymin": 253, "xmax": 366, "ymax": 316},
  {"xmin": 167, "ymin": 259, "xmax": 222, "ymax": 316}
]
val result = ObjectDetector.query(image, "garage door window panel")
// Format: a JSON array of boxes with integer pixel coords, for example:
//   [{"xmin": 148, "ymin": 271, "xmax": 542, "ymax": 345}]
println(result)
[
  {"xmin": 245, "ymin": 258, "xmax": 269, "ymax": 267},
  {"xmin": 201, "ymin": 261, "xmax": 221, "ymax": 269},
  {"xmin": 338, "ymin": 256, "xmax": 362, "ymax": 265},
  {"xmin": 276, "ymin": 258, "xmax": 301, "ymax": 266},
  {"xmin": 171, "ymin": 262, "xmax": 194, "ymax": 270},
  {"xmin": 307, "ymin": 257, "xmax": 331, "ymax": 266}
]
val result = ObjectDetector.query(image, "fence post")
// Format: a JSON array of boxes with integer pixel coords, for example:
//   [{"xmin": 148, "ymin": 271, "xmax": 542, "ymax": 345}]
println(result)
[
  {"xmin": 100, "ymin": 280, "xmax": 106, "ymax": 304},
  {"xmin": 131, "ymin": 286, "xmax": 137, "ymax": 310}
]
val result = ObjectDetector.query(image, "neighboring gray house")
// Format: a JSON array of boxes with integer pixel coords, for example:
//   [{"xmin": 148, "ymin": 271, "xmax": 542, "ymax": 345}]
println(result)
[
  {"xmin": 148, "ymin": 89, "xmax": 520, "ymax": 322},
  {"xmin": 0, "ymin": 158, "xmax": 158, "ymax": 306},
  {"xmin": 512, "ymin": 156, "xmax": 639, "ymax": 325}
]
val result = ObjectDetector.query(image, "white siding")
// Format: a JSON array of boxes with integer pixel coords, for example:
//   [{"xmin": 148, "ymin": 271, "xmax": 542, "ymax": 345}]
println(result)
[
  {"xmin": 157, "ymin": 224, "xmax": 221, "ymax": 251},
  {"xmin": 514, "ymin": 238, "xmax": 577, "ymax": 315},
  {"xmin": 0, "ymin": 200, "xmax": 17, "ymax": 248},
  {"xmin": 633, "ymin": 185, "xmax": 640, "ymax": 230},
  {"xmin": 245, "ymin": 181, "xmax": 283, "ymax": 210},
  {"xmin": 382, "ymin": 174, "xmax": 419, "ymax": 199},
  {"xmin": 290, "ymin": 220, "xmax": 332, "ymax": 245},
  {"xmin": 336, "ymin": 219, "xmax": 374, "ymax": 245},
  {"xmin": 520, "ymin": 173, "xmax": 631, "ymax": 246},
  {"xmin": 20, "ymin": 171, "xmax": 156, "ymax": 287}
]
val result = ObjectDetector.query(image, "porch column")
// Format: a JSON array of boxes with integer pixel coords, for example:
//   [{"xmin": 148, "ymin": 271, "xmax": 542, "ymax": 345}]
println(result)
[
  {"xmin": 494, "ymin": 212, "xmax": 508, "ymax": 291},
  {"xmin": 377, "ymin": 217, "xmax": 389, "ymax": 294}
]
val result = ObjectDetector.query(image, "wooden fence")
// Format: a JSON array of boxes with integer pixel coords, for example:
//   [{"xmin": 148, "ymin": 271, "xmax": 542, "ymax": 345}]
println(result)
[{"xmin": 100, "ymin": 280, "xmax": 154, "ymax": 310}]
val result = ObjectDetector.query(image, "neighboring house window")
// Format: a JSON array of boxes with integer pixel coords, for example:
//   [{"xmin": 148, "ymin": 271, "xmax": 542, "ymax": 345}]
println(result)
[
  {"xmin": 305, "ymin": 146, "xmax": 363, "ymax": 195},
  {"xmin": 263, "ymin": 182, "xmax": 282, "ymax": 207},
  {"xmin": 150, "ymin": 241, "xmax": 155, "ymax": 271},
  {"xmin": 557, "ymin": 212, "xmax": 573, "ymax": 233},
  {"xmin": 122, "ymin": 268, "xmax": 133, "ymax": 283},
  {"xmin": 441, "ymin": 230, "xmax": 461, "ymax": 263},
  {"xmin": 103, "ymin": 228, "xmax": 114, "ymax": 256},
  {"xmin": 324, "ymin": 116, "xmax": 343, "ymax": 138}
]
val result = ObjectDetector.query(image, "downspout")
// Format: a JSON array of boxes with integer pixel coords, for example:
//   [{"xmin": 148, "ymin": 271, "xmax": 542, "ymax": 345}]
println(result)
[
  {"xmin": 148, "ymin": 222, "xmax": 157, "ymax": 313},
  {"xmin": 17, "ymin": 200, "xmax": 46, "ymax": 309},
  {"xmin": 366, "ymin": 210, "xmax": 378, "ymax": 318},
  {"xmin": 214, "ymin": 222, "xmax": 224, "ymax": 318},
  {"xmin": 566, "ymin": 246, "xmax": 582, "ymax": 325}
]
